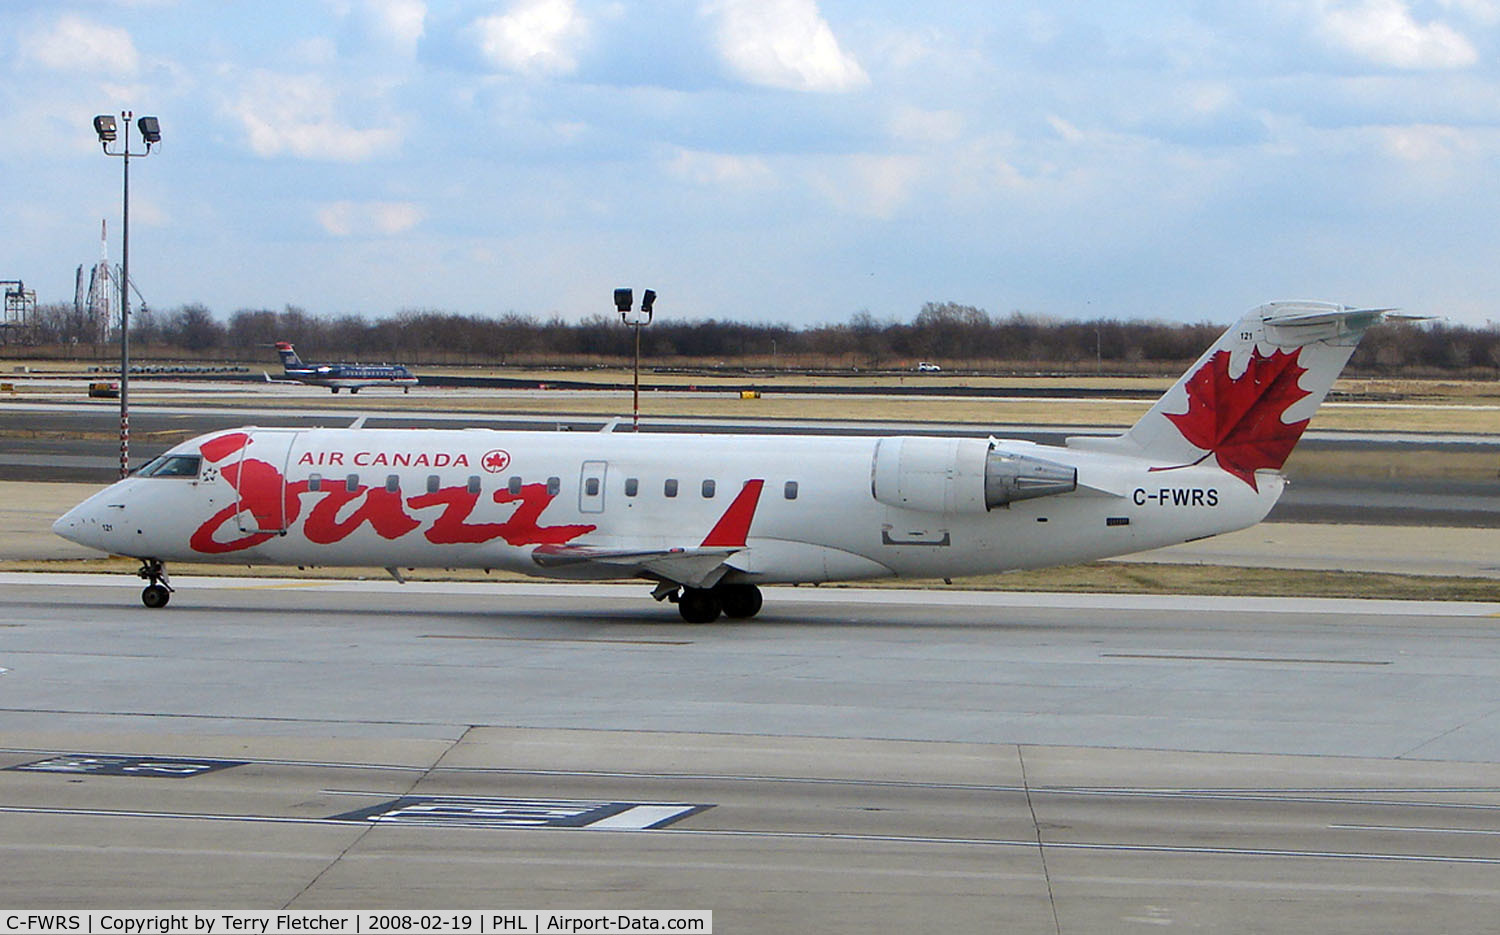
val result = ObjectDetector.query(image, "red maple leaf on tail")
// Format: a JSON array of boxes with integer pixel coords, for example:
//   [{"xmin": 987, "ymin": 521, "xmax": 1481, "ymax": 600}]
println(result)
[{"xmin": 1163, "ymin": 347, "xmax": 1311, "ymax": 490}]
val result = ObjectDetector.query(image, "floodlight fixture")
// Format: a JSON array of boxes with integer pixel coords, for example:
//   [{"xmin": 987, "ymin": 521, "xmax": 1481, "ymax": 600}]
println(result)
[
  {"xmin": 92, "ymin": 109, "xmax": 162, "ymax": 477},
  {"xmin": 612, "ymin": 287, "xmax": 658, "ymax": 431}
]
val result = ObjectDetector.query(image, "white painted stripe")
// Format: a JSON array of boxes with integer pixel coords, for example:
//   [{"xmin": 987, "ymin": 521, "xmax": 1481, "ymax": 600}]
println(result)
[
  {"xmin": 589, "ymin": 805, "xmax": 699, "ymax": 830},
  {"xmin": 1332, "ymin": 824, "xmax": 1500, "ymax": 836}
]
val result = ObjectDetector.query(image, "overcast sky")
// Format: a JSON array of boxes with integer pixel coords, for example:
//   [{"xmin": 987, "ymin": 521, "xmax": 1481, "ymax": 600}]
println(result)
[{"xmin": 6, "ymin": 0, "xmax": 1500, "ymax": 326}]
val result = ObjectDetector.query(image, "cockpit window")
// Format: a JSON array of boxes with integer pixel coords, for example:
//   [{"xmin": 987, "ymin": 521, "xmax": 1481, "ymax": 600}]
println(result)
[{"xmin": 137, "ymin": 454, "xmax": 202, "ymax": 478}]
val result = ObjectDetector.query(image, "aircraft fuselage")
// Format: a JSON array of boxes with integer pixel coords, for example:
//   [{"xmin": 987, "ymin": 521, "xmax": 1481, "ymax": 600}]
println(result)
[{"xmin": 54, "ymin": 427, "xmax": 1277, "ymax": 583}]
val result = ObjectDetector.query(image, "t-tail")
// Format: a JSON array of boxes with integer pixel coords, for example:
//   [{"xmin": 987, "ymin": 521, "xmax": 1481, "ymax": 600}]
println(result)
[
  {"xmin": 1072, "ymin": 302, "xmax": 1393, "ymax": 490},
  {"xmin": 274, "ymin": 342, "xmax": 305, "ymax": 372}
]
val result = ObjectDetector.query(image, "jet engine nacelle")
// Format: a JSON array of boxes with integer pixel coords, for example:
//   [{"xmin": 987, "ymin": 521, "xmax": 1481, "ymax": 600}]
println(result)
[{"xmin": 870, "ymin": 436, "xmax": 1077, "ymax": 514}]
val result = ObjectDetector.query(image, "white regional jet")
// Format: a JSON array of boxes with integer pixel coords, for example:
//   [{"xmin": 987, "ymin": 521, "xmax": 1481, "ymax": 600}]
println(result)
[{"xmin": 55, "ymin": 302, "xmax": 1390, "ymax": 621}]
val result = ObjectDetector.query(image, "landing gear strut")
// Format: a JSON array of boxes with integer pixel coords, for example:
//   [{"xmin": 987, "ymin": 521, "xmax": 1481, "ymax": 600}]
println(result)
[
  {"xmin": 137, "ymin": 559, "xmax": 172, "ymax": 609},
  {"xmin": 663, "ymin": 583, "xmax": 763, "ymax": 623}
]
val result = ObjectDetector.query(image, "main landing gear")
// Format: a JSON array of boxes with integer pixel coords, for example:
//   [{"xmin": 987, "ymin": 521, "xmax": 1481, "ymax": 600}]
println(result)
[
  {"xmin": 137, "ymin": 559, "xmax": 173, "ymax": 609},
  {"xmin": 665, "ymin": 582, "xmax": 763, "ymax": 623}
]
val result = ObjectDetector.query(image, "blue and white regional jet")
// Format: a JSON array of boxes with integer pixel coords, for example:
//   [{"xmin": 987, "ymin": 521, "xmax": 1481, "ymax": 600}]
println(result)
[
  {"xmin": 59, "ymin": 302, "xmax": 1394, "ymax": 621},
  {"xmin": 268, "ymin": 342, "xmax": 418, "ymax": 394}
]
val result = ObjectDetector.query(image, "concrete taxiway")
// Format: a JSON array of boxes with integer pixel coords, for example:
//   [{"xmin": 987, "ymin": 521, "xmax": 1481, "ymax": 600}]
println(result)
[{"xmin": 3, "ymin": 575, "xmax": 1500, "ymax": 930}]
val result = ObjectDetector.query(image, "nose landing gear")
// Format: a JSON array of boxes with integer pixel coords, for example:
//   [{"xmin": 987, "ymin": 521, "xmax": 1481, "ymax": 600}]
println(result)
[{"xmin": 137, "ymin": 559, "xmax": 173, "ymax": 608}]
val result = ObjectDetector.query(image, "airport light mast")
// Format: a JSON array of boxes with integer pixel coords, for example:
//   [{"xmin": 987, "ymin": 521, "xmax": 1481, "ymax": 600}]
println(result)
[
  {"xmin": 93, "ymin": 112, "xmax": 161, "ymax": 478},
  {"xmin": 614, "ymin": 287, "xmax": 656, "ymax": 432}
]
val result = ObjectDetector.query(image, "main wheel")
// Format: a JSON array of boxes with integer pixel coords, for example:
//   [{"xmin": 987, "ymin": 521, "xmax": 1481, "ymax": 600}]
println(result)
[
  {"xmin": 716, "ymin": 583, "xmax": 763, "ymax": 619},
  {"xmin": 677, "ymin": 587, "xmax": 721, "ymax": 623},
  {"xmin": 142, "ymin": 584, "xmax": 171, "ymax": 608}
]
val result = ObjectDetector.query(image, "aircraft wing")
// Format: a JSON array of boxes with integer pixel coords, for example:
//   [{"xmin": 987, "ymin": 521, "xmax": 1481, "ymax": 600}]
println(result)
[
  {"xmin": 529, "ymin": 478, "xmax": 768, "ymax": 590},
  {"xmin": 531, "ymin": 543, "xmax": 743, "ymax": 589}
]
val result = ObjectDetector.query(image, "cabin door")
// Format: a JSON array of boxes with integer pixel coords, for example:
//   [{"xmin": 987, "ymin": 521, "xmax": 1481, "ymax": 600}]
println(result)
[
  {"xmin": 235, "ymin": 430, "xmax": 301, "ymax": 534},
  {"xmin": 579, "ymin": 460, "xmax": 608, "ymax": 514}
]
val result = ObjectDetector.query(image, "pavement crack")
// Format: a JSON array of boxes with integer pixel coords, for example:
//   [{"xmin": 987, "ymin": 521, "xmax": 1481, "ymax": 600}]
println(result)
[
  {"xmin": 281, "ymin": 725, "xmax": 477, "ymax": 908},
  {"xmin": 1396, "ymin": 701, "xmax": 1500, "ymax": 759},
  {"xmin": 1018, "ymin": 745, "xmax": 1063, "ymax": 935}
]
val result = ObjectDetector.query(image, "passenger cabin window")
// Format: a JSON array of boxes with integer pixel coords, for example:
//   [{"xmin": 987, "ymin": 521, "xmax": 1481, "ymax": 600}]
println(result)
[
  {"xmin": 664, "ymin": 479, "xmax": 678, "ymax": 498},
  {"xmin": 508, "ymin": 476, "xmax": 522, "ymax": 495},
  {"xmin": 385, "ymin": 474, "xmax": 399, "ymax": 493},
  {"xmin": 426, "ymin": 474, "xmax": 440, "ymax": 494},
  {"xmin": 701, "ymin": 479, "xmax": 716, "ymax": 498},
  {"xmin": 584, "ymin": 477, "xmax": 600, "ymax": 496},
  {"xmin": 137, "ymin": 454, "xmax": 201, "ymax": 478},
  {"xmin": 345, "ymin": 474, "xmax": 359, "ymax": 493},
  {"xmin": 467, "ymin": 475, "xmax": 482, "ymax": 495},
  {"xmin": 624, "ymin": 477, "xmax": 639, "ymax": 497},
  {"xmin": 784, "ymin": 480, "xmax": 799, "ymax": 500},
  {"xmin": 546, "ymin": 476, "xmax": 560, "ymax": 496},
  {"xmin": 308, "ymin": 473, "xmax": 322, "ymax": 492}
]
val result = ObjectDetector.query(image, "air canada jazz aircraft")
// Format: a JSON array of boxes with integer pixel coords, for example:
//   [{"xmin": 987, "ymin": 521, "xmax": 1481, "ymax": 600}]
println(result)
[
  {"xmin": 57, "ymin": 302, "xmax": 1391, "ymax": 621},
  {"xmin": 267, "ymin": 342, "xmax": 418, "ymax": 393}
]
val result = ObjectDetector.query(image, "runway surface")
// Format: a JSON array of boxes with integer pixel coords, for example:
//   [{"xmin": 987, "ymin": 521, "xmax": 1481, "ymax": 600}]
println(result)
[{"xmin": 4, "ymin": 575, "xmax": 1500, "ymax": 929}]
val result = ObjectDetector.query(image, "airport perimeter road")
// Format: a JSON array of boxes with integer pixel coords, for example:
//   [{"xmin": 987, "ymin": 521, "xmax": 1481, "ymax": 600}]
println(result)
[{"xmin": 3, "ymin": 576, "xmax": 1500, "ymax": 929}]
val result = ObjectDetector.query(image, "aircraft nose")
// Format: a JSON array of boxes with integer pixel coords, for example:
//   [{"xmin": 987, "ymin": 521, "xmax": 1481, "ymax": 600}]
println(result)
[
  {"xmin": 52, "ymin": 492, "xmax": 116, "ymax": 551},
  {"xmin": 52, "ymin": 502, "xmax": 89, "ymax": 545}
]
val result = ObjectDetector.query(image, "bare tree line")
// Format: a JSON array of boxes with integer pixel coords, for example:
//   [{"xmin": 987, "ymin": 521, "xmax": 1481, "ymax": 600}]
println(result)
[{"xmin": 13, "ymin": 300, "xmax": 1500, "ymax": 376}]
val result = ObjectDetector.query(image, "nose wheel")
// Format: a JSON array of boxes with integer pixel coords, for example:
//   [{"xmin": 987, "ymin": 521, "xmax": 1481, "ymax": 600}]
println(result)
[{"xmin": 136, "ymin": 559, "xmax": 173, "ymax": 609}]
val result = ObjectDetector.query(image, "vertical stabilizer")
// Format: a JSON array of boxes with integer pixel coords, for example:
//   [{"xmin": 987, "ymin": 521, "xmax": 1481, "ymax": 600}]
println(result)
[
  {"xmin": 1070, "ymin": 302, "xmax": 1389, "ymax": 488},
  {"xmin": 274, "ymin": 342, "xmax": 304, "ymax": 371}
]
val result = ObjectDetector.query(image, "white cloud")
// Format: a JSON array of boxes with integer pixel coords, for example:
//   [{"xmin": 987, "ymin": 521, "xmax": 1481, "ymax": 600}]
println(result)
[
  {"xmin": 344, "ymin": 0, "xmax": 427, "ymax": 57},
  {"xmin": 665, "ymin": 148, "xmax": 776, "ymax": 188},
  {"xmin": 1439, "ymin": 0, "xmax": 1500, "ymax": 26},
  {"xmin": 707, "ymin": 0, "xmax": 869, "ymax": 93},
  {"xmin": 228, "ymin": 71, "xmax": 402, "ymax": 161},
  {"xmin": 25, "ymin": 14, "xmax": 140, "ymax": 74},
  {"xmin": 887, "ymin": 106, "xmax": 963, "ymax": 146},
  {"xmin": 317, "ymin": 201, "xmax": 424, "ymax": 237},
  {"xmin": 471, "ymin": 0, "xmax": 588, "ymax": 76},
  {"xmin": 808, "ymin": 154, "xmax": 922, "ymax": 218},
  {"xmin": 1315, "ymin": 0, "xmax": 1477, "ymax": 68}
]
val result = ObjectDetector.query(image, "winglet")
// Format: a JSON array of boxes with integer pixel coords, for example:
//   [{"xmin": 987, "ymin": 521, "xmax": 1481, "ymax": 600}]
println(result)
[{"xmin": 700, "ymin": 479, "xmax": 765, "ymax": 548}]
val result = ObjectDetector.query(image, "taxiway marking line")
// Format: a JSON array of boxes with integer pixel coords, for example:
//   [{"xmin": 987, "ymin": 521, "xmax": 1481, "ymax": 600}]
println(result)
[
  {"xmin": 1102, "ymin": 653, "xmax": 1391, "ymax": 666},
  {"xmin": 7, "ymin": 804, "xmax": 1500, "ymax": 865},
  {"xmin": 1332, "ymin": 824, "xmax": 1500, "ymax": 836}
]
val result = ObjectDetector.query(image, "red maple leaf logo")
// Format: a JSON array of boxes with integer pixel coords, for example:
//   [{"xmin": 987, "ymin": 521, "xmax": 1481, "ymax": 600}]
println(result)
[
  {"xmin": 481, "ymin": 449, "xmax": 511, "ymax": 473},
  {"xmin": 1163, "ymin": 347, "xmax": 1311, "ymax": 490}
]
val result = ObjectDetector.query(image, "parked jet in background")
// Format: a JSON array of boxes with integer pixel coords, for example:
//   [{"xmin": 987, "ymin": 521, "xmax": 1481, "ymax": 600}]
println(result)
[
  {"xmin": 267, "ymin": 342, "xmax": 418, "ymax": 393},
  {"xmin": 59, "ymin": 302, "xmax": 1394, "ymax": 621}
]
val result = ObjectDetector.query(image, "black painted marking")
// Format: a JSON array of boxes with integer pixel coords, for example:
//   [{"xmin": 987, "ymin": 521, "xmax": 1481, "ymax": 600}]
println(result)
[
  {"xmin": 6, "ymin": 754, "xmax": 246, "ymax": 777},
  {"xmin": 330, "ymin": 795, "xmax": 709, "ymax": 830}
]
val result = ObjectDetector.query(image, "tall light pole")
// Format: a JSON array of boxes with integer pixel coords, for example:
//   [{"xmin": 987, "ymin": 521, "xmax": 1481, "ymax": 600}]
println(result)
[
  {"xmin": 93, "ymin": 112, "xmax": 161, "ymax": 478},
  {"xmin": 613, "ymin": 287, "xmax": 656, "ymax": 431}
]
